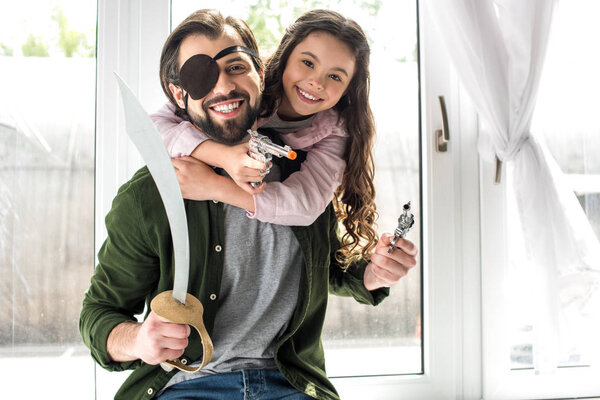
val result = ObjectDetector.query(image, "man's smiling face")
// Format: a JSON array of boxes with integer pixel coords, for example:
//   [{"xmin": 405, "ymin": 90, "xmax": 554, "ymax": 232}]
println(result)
[{"xmin": 170, "ymin": 27, "xmax": 263, "ymax": 145}]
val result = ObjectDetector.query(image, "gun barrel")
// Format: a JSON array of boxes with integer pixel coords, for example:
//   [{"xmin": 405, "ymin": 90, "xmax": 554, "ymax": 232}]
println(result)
[{"xmin": 262, "ymin": 141, "xmax": 297, "ymax": 160}]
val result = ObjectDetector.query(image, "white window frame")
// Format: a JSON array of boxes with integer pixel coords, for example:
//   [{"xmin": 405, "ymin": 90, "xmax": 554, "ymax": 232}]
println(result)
[
  {"xmin": 94, "ymin": 1, "xmax": 483, "ymax": 398},
  {"xmin": 95, "ymin": 0, "xmax": 170, "ymax": 256},
  {"xmin": 94, "ymin": 0, "xmax": 170, "ymax": 397}
]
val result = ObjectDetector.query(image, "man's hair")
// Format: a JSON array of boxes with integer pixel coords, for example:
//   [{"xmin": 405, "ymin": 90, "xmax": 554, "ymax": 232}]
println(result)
[
  {"xmin": 159, "ymin": 9, "xmax": 263, "ymax": 116},
  {"xmin": 262, "ymin": 9, "xmax": 378, "ymax": 268}
]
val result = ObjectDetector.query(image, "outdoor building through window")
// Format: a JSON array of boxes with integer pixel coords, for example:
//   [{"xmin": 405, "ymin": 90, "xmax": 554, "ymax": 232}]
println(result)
[{"xmin": 0, "ymin": 0, "xmax": 97, "ymax": 398}]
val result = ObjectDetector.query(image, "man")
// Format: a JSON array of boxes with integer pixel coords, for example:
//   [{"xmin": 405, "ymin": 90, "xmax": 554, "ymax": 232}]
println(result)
[{"xmin": 80, "ymin": 9, "xmax": 417, "ymax": 400}]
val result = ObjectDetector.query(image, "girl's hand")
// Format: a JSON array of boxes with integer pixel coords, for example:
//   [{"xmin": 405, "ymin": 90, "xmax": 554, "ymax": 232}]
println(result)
[
  {"xmin": 172, "ymin": 156, "xmax": 220, "ymax": 201},
  {"xmin": 173, "ymin": 156, "xmax": 265, "ymax": 202},
  {"xmin": 363, "ymin": 234, "xmax": 418, "ymax": 291},
  {"xmin": 221, "ymin": 142, "xmax": 269, "ymax": 194}
]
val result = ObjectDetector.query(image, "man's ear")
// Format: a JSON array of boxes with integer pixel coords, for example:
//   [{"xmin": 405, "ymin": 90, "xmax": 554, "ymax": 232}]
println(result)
[
  {"xmin": 259, "ymin": 68, "xmax": 265, "ymax": 91},
  {"xmin": 169, "ymin": 82, "xmax": 186, "ymax": 109}
]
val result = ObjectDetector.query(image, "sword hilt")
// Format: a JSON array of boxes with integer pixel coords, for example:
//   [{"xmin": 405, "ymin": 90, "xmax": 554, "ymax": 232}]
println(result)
[{"xmin": 150, "ymin": 291, "xmax": 214, "ymax": 373}]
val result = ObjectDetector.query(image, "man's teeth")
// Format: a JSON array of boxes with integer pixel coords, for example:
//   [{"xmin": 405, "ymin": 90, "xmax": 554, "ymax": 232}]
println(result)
[
  {"xmin": 298, "ymin": 88, "xmax": 319, "ymax": 101},
  {"xmin": 212, "ymin": 102, "xmax": 240, "ymax": 113}
]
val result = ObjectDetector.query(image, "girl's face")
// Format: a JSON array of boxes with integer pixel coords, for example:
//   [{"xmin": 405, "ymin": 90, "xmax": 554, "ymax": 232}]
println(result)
[{"xmin": 278, "ymin": 31, "xmax": 356, "ymax": 120}]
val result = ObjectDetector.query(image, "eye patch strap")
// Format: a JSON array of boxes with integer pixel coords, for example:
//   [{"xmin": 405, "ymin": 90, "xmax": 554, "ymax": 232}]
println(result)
[{"xmin": 213, "ymin": 45, "xmax": 259, "ymax": 62}]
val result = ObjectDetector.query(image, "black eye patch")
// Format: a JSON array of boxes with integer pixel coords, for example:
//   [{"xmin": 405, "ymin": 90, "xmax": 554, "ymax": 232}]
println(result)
[{"xmin": 179, "ymin": 45, "xmax": 259, "ymax": 100}]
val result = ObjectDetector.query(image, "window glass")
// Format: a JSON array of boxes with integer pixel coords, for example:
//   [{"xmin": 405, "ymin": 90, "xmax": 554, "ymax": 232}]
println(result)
[
  {"xmin": 172, "ymin": 0, "xmax": 422, "ymax": 376},
  {"xmin": 509, "ymin": 0, "xmax": 600, "ymax": 370},
  {"xmin": 0, "ymin": 0, "xmax": 97, "ymax": 397}
]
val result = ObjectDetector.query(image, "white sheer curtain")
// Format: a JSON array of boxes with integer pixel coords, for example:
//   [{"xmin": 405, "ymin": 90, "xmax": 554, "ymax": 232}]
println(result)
[{"xmin": 425, "ymin": 0, "xmax": 600, "ymax": 372}]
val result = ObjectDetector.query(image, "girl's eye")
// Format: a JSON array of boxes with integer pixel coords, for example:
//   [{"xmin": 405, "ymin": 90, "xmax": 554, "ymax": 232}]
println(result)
[
  {"xmin": 302, "ymin": 59, "xmax": 314, "ymax": 68},
  {"xmin": 329, "ymin": 74, "xmax": 342, "ymax": 82}
]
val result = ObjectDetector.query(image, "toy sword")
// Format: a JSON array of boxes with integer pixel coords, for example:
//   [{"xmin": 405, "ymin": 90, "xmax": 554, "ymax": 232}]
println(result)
[
  {"xmin": 388, "ymin": 201, "xmax": 415, "ymax": 253},
  {"xmin": 115, "ymin": 74, "xmax": 213, "ymax": 372}
]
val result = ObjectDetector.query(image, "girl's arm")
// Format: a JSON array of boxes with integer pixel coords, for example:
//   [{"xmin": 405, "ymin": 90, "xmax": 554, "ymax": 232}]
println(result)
[
  {"xmin": 151, "ymin": 103, "xmax": 263, "ymax": 179},
  {"xmin": 150, "ymin": 102, "xmax": 209, "ymax": 158},
  {"xmin": 152, "ymin": 102, "xmax": 265, "ymax": 201},
  {"xmin": 250, "ymin": 132, "xmax": 347, "ymax": 225},
  {"xmin": 189, "ymin": 140, "xmax": 266, "ymax": 194},
  {"xmin": 172, "ymin": 156, "xmax": 259, "ymax": 211},
  {"xmin": 153, "ymin": 104, "xmax": 347, "ymax": 225},
  {"xmin": 172, "ymin": 130, "xmax": 346, "ymax": 225}
]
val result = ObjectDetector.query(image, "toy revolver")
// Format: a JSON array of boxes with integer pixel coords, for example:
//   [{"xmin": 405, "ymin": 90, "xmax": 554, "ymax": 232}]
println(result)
[
  {"xmin": 247, "ymin": 129, "xmax": 297, "ymax": 187},
  {"xmin": 388, "ymin": 201, "xmax": 415, "ymax": 254}
]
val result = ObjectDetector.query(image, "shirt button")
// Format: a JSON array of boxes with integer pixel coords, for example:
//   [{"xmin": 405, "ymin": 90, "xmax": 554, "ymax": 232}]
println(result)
[
  {"xmin": 215, "ymin": 245, "xmax": 222, "ymax": 252},
  {"xmin": 147, "ymin": 387, "xmax": 154, "ymax": 395},
  {"xmin": 210, "ymin": 294, "xmax": 217, "ymax": 301},
  {"xmin": 181, "ymin": 358, "xmax": 188, "ymax": 365},
  {"xmin": 212, "ymin": 200, "xmax": 218, "ymax": 203}
]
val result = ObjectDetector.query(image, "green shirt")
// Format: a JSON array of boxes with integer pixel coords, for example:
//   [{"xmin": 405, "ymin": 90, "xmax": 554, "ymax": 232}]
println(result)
[{"xmin": 79, "ymin": 165, "xmax": 389, "ymax": 400}]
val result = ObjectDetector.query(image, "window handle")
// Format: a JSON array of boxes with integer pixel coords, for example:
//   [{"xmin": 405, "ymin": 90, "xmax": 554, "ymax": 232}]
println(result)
[{"xmin": 436, "ymin": 95, "xmax": 449, "ymax": 152}]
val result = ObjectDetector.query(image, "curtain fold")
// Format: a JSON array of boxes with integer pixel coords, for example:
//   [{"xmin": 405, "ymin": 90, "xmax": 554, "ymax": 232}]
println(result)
[{"xmin": 425, "ymin": 0, "xmax": 600, "ymax": 372}]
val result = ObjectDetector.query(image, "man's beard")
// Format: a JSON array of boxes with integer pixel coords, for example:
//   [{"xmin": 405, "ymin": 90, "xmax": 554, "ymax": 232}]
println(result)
[{"xmin": 187, "ymin": 91, "xmax": 261, "ymax": 145}]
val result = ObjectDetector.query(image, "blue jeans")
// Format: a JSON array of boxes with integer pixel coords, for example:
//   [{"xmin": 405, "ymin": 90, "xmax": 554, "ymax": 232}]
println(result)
[{"xmin": 157, "ymin": 369, "xmax": 315, "ymax": 400}]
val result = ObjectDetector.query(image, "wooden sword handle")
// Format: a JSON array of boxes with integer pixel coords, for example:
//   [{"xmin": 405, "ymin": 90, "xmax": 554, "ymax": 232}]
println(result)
[{"xmin": 150, "ymin": 291, "xmax": 214, "ymax": 373}]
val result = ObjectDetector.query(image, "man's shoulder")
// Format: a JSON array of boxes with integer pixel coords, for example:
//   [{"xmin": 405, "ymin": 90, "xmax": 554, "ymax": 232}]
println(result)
[
  {"xmin": 117, "ymin": 166, "xmax": 155, "ymax": 195},
  {"xmin": 112, "ymin": 166, "xmax": 163, "ymax": 212}
]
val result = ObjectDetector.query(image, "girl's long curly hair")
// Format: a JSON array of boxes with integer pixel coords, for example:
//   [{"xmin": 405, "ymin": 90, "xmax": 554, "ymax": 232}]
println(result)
[{"xmin": 261, "ymin": 10, "xmax": 378, "ymax": 268}]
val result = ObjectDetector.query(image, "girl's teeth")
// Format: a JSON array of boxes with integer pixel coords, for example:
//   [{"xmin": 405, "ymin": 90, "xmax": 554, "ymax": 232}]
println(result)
[{"xmin": 299, "ymin": 88, "xmax": 318, "ymax": 101}]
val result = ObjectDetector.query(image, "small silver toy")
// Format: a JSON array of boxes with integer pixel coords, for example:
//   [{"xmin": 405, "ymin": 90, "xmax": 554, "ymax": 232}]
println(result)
[{"xmin": 388, "ymin": 201, "xmax": 415, "ymax": 254}]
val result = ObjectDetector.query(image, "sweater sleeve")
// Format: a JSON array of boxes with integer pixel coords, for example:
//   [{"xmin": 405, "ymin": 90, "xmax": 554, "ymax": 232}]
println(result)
[
  {"xmin": 79, "ymin": 176, "xmax": 160, "ymax": 371},
  {"xmin": 250, "ymin": 110, "xmax": 348, "ymax": 226},
  {"xmin": 150, "ymin": 102, "xmax": 210, "ymax": 157}
]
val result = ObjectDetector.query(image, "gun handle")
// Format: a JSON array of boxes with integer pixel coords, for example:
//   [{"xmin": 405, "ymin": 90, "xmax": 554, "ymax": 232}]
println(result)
[{"xmin": 248, "ymin": 150, "xmax": 271, "ymax": 187}]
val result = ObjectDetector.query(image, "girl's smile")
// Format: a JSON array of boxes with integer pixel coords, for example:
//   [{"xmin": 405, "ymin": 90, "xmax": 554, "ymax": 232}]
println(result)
[{"xmin": 295, "ymin": 86, "xmax": 322, "ymax": 104}]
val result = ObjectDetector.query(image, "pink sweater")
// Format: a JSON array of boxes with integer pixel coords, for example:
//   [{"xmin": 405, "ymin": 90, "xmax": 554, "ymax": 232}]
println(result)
[{"xmin": 150, "ymin": 103, "xmax": 347, "ymax": 226}]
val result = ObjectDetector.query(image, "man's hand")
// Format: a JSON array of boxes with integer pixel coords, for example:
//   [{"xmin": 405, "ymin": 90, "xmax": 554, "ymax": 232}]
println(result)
[
  {"xmin": 172, "ymin": 156, "xmax": 220, "ymax": 200},
  {"xmin": 132, "ymin": 311, "xmax": 191, "ymax": 365},
  {"xmin": 107, "ymin": 311, "xmax": 191, "ymax": 364},
  {"xmin": 363, "ymin": 233, "xmax": 418, "ymax": 291},
  {"xmin": 172, "ymin": 156, "xmax": 259, "ymax": 212}
]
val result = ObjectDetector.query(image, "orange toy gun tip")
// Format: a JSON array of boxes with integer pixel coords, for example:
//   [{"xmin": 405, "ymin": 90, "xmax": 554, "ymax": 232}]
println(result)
[{"xmin": 288, "ymin": 151, "xmax": 297, "ymax": 160}]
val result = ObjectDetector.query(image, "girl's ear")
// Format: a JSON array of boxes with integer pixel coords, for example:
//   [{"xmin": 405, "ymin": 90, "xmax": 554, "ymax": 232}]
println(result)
[{"xmin": 169, "ymin": 82, "xmax": 186, "ymax": 109}]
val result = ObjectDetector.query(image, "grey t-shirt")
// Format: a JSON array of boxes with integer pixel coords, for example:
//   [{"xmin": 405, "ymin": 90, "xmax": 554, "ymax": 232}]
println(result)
[{"xmin": 162, "ymin": 163, "xmax": 303, "ymax": 390}]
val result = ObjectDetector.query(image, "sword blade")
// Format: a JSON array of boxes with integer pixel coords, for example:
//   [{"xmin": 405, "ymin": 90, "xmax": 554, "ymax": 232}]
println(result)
[{"xmin": 115, "ymin": 74, "xmax": 189, "ymax": 305}]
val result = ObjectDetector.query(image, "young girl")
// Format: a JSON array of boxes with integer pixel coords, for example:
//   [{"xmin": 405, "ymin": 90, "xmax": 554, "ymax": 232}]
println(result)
[{"xmin": 152, "ymin": 9, "xmax": 378, "ymax": 266}]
